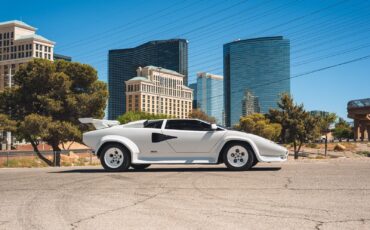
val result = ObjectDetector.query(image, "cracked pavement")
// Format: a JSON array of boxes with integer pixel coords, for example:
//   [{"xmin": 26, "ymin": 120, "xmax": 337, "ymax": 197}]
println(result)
[{"xmin": 0, "ymin": 158, "xmax": 369, "ymax": 230}]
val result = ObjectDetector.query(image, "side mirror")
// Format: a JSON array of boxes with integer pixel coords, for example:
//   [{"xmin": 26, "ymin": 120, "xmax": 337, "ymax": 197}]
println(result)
[{"xmin": 211, "ymin": 124, "xmax": 217, "ymax": 130}]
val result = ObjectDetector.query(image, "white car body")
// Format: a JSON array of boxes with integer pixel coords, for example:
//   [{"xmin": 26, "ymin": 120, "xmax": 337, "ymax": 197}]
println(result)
[{"xmin": 81, "ymin": 119, "xmax": 288, "ymax": 165}]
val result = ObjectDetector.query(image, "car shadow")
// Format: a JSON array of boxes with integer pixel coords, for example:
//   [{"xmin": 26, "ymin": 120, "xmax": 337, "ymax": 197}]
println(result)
[{"xmin": 51, "ymin": 166, "xmax": 282, "ymax": 173}]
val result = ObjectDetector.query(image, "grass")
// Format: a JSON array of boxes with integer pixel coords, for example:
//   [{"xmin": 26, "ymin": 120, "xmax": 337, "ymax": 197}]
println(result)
[
  {"xmin": 0, "ymin": 156, "xmax": 100, "ymax": 168},
  {"xmin": 356, "ymin": 151, "xmax": 370, "ymax": 157},
  {"xmin": 0, "ymin": 157, "xmax": 49, "ymax": 168},
  {"xmin": 305, "ymin": 143, "xmax": 318, "ymax": 148}
]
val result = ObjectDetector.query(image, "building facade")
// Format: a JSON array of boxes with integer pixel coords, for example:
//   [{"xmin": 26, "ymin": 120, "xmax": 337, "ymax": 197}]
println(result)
[
  {"xmin": 242, "ymin": 90, "xmax": 260, "ymax": 117},
  {"xmin": 125, "ymin": 66, "xmax": 192, "ymax": 118},
  {"xmin": 348, "ymin": 98, "xmax": 370, "ymax": 141},
  {"xmin": 196, "ymin": 72, "xmax": 224, "ymax": 125},
  {"xmin": 0, "ymin": 20, "xmax": 55, "ymax": 91},
  {"xmin": 223, "ymin": 36, "xmax": 290, "ymax": 127},
  {"xmin": 108, "ymin": 39, "xmax": 188, "ymax": 120}
]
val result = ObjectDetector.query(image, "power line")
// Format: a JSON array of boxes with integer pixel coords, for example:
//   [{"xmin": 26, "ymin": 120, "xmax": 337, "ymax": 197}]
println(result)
[
  {"xmin": 191, "ymin": 54, "xmax": 370, "ymax": 110},
  {"xmin": 57, "ymin": 0, "xmax": 190, "ymax": 51}
]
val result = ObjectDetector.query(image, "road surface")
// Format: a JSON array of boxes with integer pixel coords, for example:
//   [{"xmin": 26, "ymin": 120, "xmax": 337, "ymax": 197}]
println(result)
[{"xmin": 0, "ymin": 159, "xmax": 369, "ymax": 230}]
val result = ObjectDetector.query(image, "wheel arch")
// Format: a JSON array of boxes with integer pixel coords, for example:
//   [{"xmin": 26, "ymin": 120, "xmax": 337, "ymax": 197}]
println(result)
[
  {"xmin": 217, "ymin": 139, "xmax": 260, "ymax": 164},
  {"xmin": 96, "ymin": 135, "xmax": 140, "ymax": 160}
]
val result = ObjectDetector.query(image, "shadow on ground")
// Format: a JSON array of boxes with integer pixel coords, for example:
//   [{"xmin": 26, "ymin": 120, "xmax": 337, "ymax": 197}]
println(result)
[{"xmin": 52, "ymin": 166, "xmax": 282, "ymax": 173}]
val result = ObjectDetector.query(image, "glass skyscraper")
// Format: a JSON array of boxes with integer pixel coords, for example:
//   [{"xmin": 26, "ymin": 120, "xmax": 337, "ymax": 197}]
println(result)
[
  {"xmin": 223, "ymin": 36, "xmax": 290, "ymax": 127},
  {"xmin": 108, "ymin": 39, "xmax": 188, "ymax": 120},
  {"xmin": 196, "ymin": 72, "xmax": 224, "ymax": 125}
]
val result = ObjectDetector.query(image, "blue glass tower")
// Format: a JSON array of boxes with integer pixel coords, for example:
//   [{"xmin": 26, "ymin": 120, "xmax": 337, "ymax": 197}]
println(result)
[
  {"xmin": 196, "ymin": 72, "xmax": 224, "ymax": 125},
  {"xmin": 223, "ymin": 36, "xmax": 290, "ymax": 127}
]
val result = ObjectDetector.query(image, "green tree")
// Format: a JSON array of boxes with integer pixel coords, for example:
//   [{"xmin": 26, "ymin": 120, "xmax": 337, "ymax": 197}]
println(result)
[
  {"xmin": 0, "ymin": 114, "xmax": 16, "ymax": 132},
  {"xmin": 316, "ymin": 113, "xmax": 337, "ymax": 156},
  {"xmin": 117, "ymin": 111, "xmax": 170, "ymax": 124},
  {"xmin": 333, "ymin": 118, "xmax": 354, "ymax": 141},
  {"xmin": 235, "ymin": 113, "xmax": 281, "ymax": 142},
  {"xmin": 188, "ymin": 109, "xmax": 216, "ymax": 123},
  {"xmin": 0, "ymin": 59, "xmax": 108, "ymax": 166},
  {"xmin": 268, "ymin": 94, "xmax": 320, "ymax": 159}
]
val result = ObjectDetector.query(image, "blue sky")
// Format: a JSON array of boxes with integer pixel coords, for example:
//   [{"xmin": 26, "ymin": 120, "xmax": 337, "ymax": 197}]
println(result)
[{"xmin": 2, "ymin": 0, "xmax": 370, "ymax": 120}]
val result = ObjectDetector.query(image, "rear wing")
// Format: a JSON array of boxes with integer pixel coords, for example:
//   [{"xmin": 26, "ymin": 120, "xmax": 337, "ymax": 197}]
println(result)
[{"xmin": 79, "ymin": 118, "xmax": 120, "ymax": 130}]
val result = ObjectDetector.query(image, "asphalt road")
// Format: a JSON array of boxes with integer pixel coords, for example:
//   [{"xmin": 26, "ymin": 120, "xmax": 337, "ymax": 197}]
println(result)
[{"xmin": 0, "ymin": 159, "xmax": 370, "ymax": 230}]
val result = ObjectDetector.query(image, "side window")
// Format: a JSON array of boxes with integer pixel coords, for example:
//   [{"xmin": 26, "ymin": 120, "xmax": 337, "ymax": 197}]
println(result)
[
  {"xmin": 144, "ymin": 120, "xmax": 163, "ymax": 129},
  {"xmin": 165, "ymin": 120, "xmax": 211, "ymax": 131}
]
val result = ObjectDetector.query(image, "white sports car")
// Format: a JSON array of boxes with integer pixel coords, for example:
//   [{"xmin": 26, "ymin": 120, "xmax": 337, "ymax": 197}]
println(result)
[{"xmin": 80, "ymin": 118, "xmax": 288, "ymax": 172}]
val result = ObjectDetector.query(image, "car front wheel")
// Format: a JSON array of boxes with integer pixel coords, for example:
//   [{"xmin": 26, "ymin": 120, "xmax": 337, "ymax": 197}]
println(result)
[
  {"xmin": 223, "ymin": 142, "xmax": 254, "ymax": 171},
  {"xmin": 100, "ymin": 143, "xmax": 131, "ymax": 172}
]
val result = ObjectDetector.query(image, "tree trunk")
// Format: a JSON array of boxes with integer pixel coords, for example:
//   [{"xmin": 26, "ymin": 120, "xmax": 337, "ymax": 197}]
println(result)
[
  {"xmin": 52, "ymin": 144, "xmax": 61, "ymax": 167},
  {"xmin": 293, "ymin": 141, "xmax": 298, "ymax": 159},
  {"xmin": 324, "ymin": 134, "xmax": 328, "ymax": 157},
  {"xmin": 297, "ymin": 142, "xmax": 303, "ymax": 157},
  {"xmin": 30, "ymin": 139, "xmax": 53, "ymax": 166}
]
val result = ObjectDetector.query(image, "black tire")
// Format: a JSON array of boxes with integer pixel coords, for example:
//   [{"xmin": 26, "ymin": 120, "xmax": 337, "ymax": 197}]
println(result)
[
  {"xmin": 222, "ymin": 142, "xmax": 255, "ymax": 171},
  {"xmin": 252, "ymin": 158, "xmax": 258, "ymax": 167},
  {"xmin": 131, "ymin": 164, "xmax": 151, "ymax": 170},
  {"xmin": 100, "ymin": 143, "xmax": 131, "ymax": 172}
]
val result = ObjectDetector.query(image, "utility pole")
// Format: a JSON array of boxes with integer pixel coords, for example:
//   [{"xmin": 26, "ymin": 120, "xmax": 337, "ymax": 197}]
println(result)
[{"xmin": 6, "ymin": 65, "xmax": 12, "ymax": 150}]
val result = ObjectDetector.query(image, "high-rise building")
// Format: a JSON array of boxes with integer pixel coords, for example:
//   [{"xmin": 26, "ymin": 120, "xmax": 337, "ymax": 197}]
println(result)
[
  {"xmin": 53, "ymin": 53, "xmax": 72, "ymax": 62},
  {"xmin": 242, "ymin": 90, "xmax": 260, "ymax": 116},
  {"xmin": 125, "ymin": 66, "xmax": 193, "ymax": 118},
  {"xmin": 0, "ymin": 20, "xmax": 55, "ymax": 91},
  {"xmin": 224, "ymin": 36, "xmax": 290, "ymax": 127},
  {"xmin": 108, "ymin": 39, "xmax": 188, "ymax": 120},
  {"xmin": 189, "ymin": 82, "xmax": 197, "ymax": 109},
  {"xmin": 196, "ymin": 72, "xmax": 224, "ymax": 125}
]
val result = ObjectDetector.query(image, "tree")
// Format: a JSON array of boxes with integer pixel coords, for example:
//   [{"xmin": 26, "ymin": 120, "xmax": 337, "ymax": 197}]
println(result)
[
  {"xmin": 333, "ymin": 118, "xmax": 354, "ymax": 141},
  {"xmin": 316, "ymin": 113, "xmax": 337, "ymax": 156},
  {"xmin": 235, "ymin": 113, "xmax": 281, "ymax": 142},
  {"xmin": 117, "ymin": 111, "xmax": 170, "ymax": 124},
  {"xmin": 0, "ymin": 114, "xmax": 16, "ymax": 132},
  {"xmin": 188, "ymin": 109, "xmax": 216, "ymax": 123},
  {"xmin": 0, "ymin": 59, "xmax": 108, "ymax": 166},
  {"xmin": 268, "ymin": 94, "xmax": 319, "ymax": 159}
]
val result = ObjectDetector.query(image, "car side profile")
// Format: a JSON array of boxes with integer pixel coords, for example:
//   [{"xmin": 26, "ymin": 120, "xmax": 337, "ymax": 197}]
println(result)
[{"xmin": 80, "ymin": 118, "xmax": 288, "ymax": 172}]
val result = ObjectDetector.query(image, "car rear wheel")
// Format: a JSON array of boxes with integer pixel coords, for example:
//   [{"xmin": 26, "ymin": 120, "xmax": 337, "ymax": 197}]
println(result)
[
  {"xmin": 131, "ymin": 164, "xmax": 151, "ymax": 170},
  {"xmin": 223, "ymin": 142, "xmax": 254, "ymax": 171},
  {"xmin": 100, "ymin": 143, "xmax": 131, "ymax": 172}
]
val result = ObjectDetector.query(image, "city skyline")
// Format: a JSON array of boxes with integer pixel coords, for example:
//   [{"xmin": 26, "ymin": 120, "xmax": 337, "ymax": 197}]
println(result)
[{"xmin": 1, "ymin": 0, "xmax": 370, "ymax": 120}]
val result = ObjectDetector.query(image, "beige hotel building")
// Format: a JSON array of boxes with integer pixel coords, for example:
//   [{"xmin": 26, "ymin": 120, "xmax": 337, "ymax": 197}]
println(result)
[
  {"xmin": 0, "ymin": 20, "xmax": 55, "ymax": 91},
  {"xmin": 125, "ymin": 66, "xmax": 193, "ymax": 118}
]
